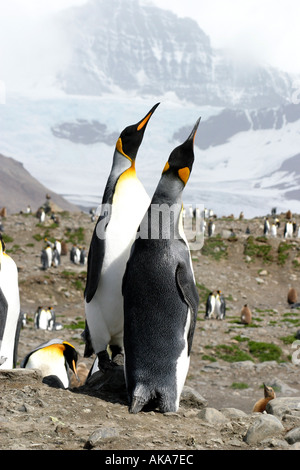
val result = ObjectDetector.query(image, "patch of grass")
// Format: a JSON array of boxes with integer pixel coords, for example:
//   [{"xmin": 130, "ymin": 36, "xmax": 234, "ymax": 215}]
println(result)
[
  {"xmin": 232, "ymin": 335, "xmax": 249, "ymax": 342},
  {"xmin": 201, "ymin": 235, "xmax": 228, "ymax": 261},
  {"xmin": 61, "ymin": 270, "xmax": 86, "ymax": 291},
  {"xmin": 281, "ymin": 318, "xmax": 300, "ymax": 326},
  {"xmin": 244, "ymin": 236, "xmax": 273, "ymax": 264},
  {"xmin": 231, "ymin": 382, "xmax": 249, "ymax": 389},
  {"xmin": 215, "ymin": 344, "xmax": 254, "ymax": 363},
  {"xmin": 65, "ymin": 319, "xmax": 85, "ymax": 330},
  {"xmin": 202, "ymin": 355, "xmax": 217, "ymax": 362},
  {"xmin": 6, "ymin": 244, "xmax": 21, "ymax": 254},
  {"xmin": 1, "ymin": 234, "xmax": 13, "ymax": 244},
  {"xmin": 277, "ymin": 242, "xmax": 292, "ymax": 266},
  {"xmin": 248, "ymin": 340, "xmax": 283, "ymax": 362},
  {"xmin": 280, "ymin": 334, "xmax": 297, "ymax": 345},
  {"xmin": 64, "ymin": 226, "xmax": 85, "ymax": 245}
]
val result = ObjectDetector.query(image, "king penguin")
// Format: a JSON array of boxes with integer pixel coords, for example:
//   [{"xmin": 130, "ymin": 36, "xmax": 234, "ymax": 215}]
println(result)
[
  {"xmin": 83, "ymin": 103, "xmax": 159, "ymax": 373},
  {"xmin": 0, "ymin": 235, "xmax": 21, "ymax": 369},
  {"xmin": 21, "ymin": 339, "xmax": 79, "ymax": 389},
  {"xmin": 205, "ymin": 292, "xmax": 216, "ymax": 319},
  {"xmin": 215, "ymin": 290, "xmax": 226, "ymax": 320},
  {"xmin": 122, "ymin": 118, "xmax": 201, "ymax": 414}
]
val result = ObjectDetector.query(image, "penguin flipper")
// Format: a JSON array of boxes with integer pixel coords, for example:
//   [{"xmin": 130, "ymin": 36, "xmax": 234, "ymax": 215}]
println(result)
[
  {"xmin": 0, "ymin": 287, "xmax": 8, "ymax": 342},
  {"xmin": 176, "ymin": 262, "xmax": 199, "ymax": 355},
  {"xmin": 81, "ymin": 321, "xmax": 94, "ymax": 357},
  {"xmin": 13, "ymin": 310, "xmax": 23, "ymax": 368},
  {"xmin": 84, "ymin": 225, "xmax": 106, "ymax": 303}
]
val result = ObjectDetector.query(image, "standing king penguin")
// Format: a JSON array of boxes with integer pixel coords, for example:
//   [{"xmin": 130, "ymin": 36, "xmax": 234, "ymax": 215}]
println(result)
[
  {"xmin": 0, "ymin": 235, "xmax": 21, "ymax": 369},
  {"xmin": 83, "ymin": 103, "xmax": 159, "ymax": 372},
  {"xmin": 122, "ymin": 118, "xmax": 201, "ymax": 414}
]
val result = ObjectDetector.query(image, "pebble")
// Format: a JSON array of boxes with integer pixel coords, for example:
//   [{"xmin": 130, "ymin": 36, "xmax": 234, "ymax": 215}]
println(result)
[
  {"xmin": 198, "ymin": 407, "xmax": 229, "ymax": 424},
  {"xmin": 84, "ymin": 427, "xmax": 120, "ymax": 449},
  {"xmin": 266, "ymin": 397, "xmax": 300, "ymax": 418},
  {"xmin": 285, "ymin": 427, "xmax": 300, "ymax": 445},
  {"xmin": 243, "ymin": 414, "xmax": 284, "ymax": 444}
]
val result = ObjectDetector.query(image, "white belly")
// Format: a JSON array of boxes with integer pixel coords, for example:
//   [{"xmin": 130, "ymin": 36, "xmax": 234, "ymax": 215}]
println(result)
[
  {"xmin": 86, "ymin": 174, "xmax": 150, "ymax": 354},
  {"xmin": 0, "ymin": 254, "xmax": 20, "ymax": 369},
  {"xmin": 175, "ymin": 308, "xmax": 191, "ymax": 410},
  {"xmin": 25, "ymin": 353, "xmax": 69, "ymax": 388}
]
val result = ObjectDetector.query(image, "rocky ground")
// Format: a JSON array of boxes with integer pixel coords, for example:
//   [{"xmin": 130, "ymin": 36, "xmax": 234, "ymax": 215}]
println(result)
[{"xmin": 1, "ymin": 208, "xmax": 300, "ymax": 452}]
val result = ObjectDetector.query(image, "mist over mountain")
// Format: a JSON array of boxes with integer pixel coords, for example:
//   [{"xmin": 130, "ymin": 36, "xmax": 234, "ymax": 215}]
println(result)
[
  {"xmin": 1, "ymin": 0, "xmax": 300, "ymax": 218},
  {"xmin": 56, "ymin": 0, "xmax": 294, "ymax": 110}
]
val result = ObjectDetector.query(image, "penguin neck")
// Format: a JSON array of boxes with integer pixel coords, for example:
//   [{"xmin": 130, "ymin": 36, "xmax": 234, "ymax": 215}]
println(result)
[
  {"xmin": 139, "ymin": 176, "xmax": 185, "ymax": 242},
  {"xmin": 102, "ymin": 150, "xmax": 135, "ymax": 205}
]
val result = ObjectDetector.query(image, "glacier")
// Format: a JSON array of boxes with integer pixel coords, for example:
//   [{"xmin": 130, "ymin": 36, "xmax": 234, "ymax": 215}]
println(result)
[{"xmin": 0, "ymin": 90, "xmax": 300, "ymax": 219}]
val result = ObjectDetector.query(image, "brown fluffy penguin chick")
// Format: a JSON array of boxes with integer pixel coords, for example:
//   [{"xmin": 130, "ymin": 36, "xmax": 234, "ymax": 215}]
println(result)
[
  {"xmin": 288, "ymin": 287, "xmax": 298, "ymax": 305},
  {"xmin": 252, "ymin": 384, "xmax": 276, "ymax": 413},
  {"xmin": 70, "ymin": 362, "xmax": 89, "ymax": 387},
  {"xmin": 240, "ymin": 304, "xmax": 252, "ymax": 324}
]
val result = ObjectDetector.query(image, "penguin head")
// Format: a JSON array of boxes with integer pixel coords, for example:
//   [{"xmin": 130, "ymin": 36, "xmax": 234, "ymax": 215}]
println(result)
[
  {"xmin": 263, "ymin": 384, "xmax": 275, "ymax": 399},
  {"xmin": 161, "ymin": 117, "xmax": 201, "ymax": 188},
  {"xmin": 62, "ymin": 341, "xmax": 79, "ymax": 381},
  {"xmin": 116, "ymin": 102, "xmax": 160, "ymax": 164}
]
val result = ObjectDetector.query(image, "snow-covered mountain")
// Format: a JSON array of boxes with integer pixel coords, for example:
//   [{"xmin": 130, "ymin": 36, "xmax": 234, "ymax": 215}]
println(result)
[
  {"xmin": 56, "ymin": 0, "xmax": 294, "ymax": 110},
  {"xmin": 0, "ymin": 0, "xmax": 300, "ymax": 219}
]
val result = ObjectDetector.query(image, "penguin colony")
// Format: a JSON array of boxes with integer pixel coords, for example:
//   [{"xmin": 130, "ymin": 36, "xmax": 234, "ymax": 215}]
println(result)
[{"xmin": 3, "ymin": 103, "xmax": 300, "ymax": 415}]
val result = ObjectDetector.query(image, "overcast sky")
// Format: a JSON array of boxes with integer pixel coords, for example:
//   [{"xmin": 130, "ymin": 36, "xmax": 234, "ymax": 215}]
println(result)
[{"xmin": 0, "ymin": 0, "xmax": 299, "ymax": 93}]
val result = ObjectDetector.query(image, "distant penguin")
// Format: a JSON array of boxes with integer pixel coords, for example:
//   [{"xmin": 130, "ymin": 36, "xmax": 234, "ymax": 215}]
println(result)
[
  {"xmin": 205, "ymin": 292, "xmax": 216, "ymax": 319},
  {"xmin": 287, "ymin": 287, "xmax": 298, "ymax": 305},
  {"xmin": 83, "ymin": 103, "xmax": 159, "ymax": 371},
  {"xmin": 270, "ymin": 223, "xmax": 277, "ymax": 237},
  {"xmin": 208, "ymin": 219, "xmax": 215, "ymax": 237},
  {"xmin": 80, "ymin": 247, "xmax": 87, "ymax": 265},
  {"xmin": 34, "ymin": 306, "xmax": 56, "ymax": 331},
  {"xmin": 21, "ymin": 339, "xmax": 79, "ymax": 389},
  {"xmin": 240, "ymin": 304, "xmax": 252, "ymax": 324},
  {"xmin": 122, "ymin": 118, "xmax": 200, "ymax": 414},
  {"xmin": 215, "ymin": 290, "xmax": 226, "ymax": 320},
  {"xmin": 253, "ymin": 384, "xmax": 276, "ymax": 413},
  {"xmin": 284, "ymin": 221, "xmax": 293, "ymax": 238},
  {"xmin": 70, "ymin": 245, "xmax": 81, "ymax": 264},
  {"xmin": 263, "ymin": 217, "xmax": 270, "ymax": 236},
  {"xmin": 0, "ymin": 235, "xmax": 21, "ymax": 369},
  {"xmin": 52, "ymin": 246, "xmax": 61, "ymax": 267},
  {"xmin": 41, "ymin": 245, "xmax": 52, "ymax": 270},
  {"xmin": 40, "ymin": 209, "xmax": 45, "ymax": 223}
]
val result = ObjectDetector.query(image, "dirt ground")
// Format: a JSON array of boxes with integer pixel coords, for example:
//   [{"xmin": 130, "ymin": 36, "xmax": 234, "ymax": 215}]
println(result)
[{"xmin": 1, "ymin": 208, "xmax": 300, "ymax": 452}]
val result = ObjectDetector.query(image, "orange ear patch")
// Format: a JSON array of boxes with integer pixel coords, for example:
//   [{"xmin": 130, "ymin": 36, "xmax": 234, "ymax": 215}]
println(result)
[
  {"xmin": 178, "ymin": 167, "xmax": 190, "ymax": 184},
  {"xmin": 116, "ymin": 137, "xmax": 132, "ymax": 162},
  {"xmin": 162, "ymin": 161, "xmax": 170, "ymax": 173}
]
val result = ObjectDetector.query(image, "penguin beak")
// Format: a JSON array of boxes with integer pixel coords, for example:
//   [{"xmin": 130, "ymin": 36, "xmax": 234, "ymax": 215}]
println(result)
[
  {"xmin": 72, "ymin": 359, "xmax": 80, "ymax": 382},
  {"xmin": 136, "ymin": 102, "xmax": 160, "ymax": 132},
  {"xmin": 187, "ymin": 117, "xmax": 201, "ymax": 145}
]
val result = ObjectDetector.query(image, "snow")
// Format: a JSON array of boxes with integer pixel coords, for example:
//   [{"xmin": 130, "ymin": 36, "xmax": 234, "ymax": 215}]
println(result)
[{"xmin": 0, "ymin": 90, "xmax": 299, "ymax": 219}]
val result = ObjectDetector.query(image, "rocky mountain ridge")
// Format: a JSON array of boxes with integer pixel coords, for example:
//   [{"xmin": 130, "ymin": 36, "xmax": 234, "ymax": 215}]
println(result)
[{"xmin": 56, "ymin": 0, "xmax": 294, "ymax": 109}]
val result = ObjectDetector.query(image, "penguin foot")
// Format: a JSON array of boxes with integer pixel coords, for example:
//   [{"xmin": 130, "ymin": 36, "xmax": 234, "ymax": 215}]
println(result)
[
  {"xmin": 97, "ymin": 350, "xmax": 117, "ymax": 373},
  {"xmin": 129, "ymin": 396, "xmax": 146, "ymax": 414}
]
